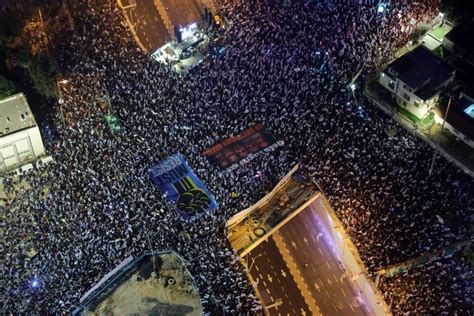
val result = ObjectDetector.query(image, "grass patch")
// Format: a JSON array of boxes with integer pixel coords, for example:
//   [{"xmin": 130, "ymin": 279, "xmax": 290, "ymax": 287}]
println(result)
[
  {"xmin": 397, "ymin": 106, "xmax": 420, "ymax": 124},
  {"xmin": 431, "ymin": 24, "xmax": 451, "ymax": 40},
  {"xmin": 420, "ymin": 112, "xmax": 434, "ymax": 129}
]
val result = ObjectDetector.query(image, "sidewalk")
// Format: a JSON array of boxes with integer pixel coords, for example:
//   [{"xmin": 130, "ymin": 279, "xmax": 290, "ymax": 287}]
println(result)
[{"xmin": 364, "ymin": 78, "xmax": 474, "ymax": 177}]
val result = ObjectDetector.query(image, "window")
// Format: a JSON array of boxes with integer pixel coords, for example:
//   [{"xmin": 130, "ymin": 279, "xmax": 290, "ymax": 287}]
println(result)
[
  {"xmin": 403, "ymin": 84, "xmax": 412, "ymax": 92},
  {"xmin": 388, "ymin": 81, "xmax": 395, "ymax": 90},
  {"xmin": 414, "ymin": 101, "xmax": 419, "ymax": 108},
  {"xmin": 403, "ymin": 93, "xmax": 410, "ymax": 101}
]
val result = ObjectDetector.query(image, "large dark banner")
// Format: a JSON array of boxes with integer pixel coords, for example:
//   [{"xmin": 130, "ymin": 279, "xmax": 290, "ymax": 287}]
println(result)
[
  {"xmin": 148, "ymin": 154, "xmax": 218, "ymax": 220},
  {"xmin": 202, "ymin": 124, "xmax": 279, "ymax": 170}
]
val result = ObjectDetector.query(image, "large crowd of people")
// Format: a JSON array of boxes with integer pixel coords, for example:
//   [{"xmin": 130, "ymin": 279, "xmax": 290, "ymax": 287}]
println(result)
[{"xmin": 2, "ymin": 0, "xmax": 473, "ymax": 314}]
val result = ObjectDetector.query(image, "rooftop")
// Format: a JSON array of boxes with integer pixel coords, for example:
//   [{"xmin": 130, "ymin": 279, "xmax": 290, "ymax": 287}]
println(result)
[
  {"xmin": 434, "ymin": 96, "xmax": 474, "ymax": 140},
  {"xmin": 0, "ymin": 93, "xmax": 37, "ymax": 137},
  {"xmin": 444, "ymin": 23, "xmax": 474, "ymax": 53},
  {"xmin": 387, "ymin": 46, "xmax": 455, "ymax": 100},
  {"xmin": 73, "ymin": 251, "xmax": 203, "ymax": 316}
]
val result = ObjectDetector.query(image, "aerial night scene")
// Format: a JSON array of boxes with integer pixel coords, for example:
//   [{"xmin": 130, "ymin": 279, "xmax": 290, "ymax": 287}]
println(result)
[{"xmin": 1, "ymin": 0, "xmax": 474, "ymax": 315}]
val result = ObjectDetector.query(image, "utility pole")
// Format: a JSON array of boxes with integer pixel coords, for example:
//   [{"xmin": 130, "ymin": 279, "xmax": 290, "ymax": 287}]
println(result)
[
  {"xmin": 429, "ymin": 97, "xmax": 452, "ymax": 176},
  {"xmin": 56, "ymin": 80, "xmax": 68, "ymax": 130}
]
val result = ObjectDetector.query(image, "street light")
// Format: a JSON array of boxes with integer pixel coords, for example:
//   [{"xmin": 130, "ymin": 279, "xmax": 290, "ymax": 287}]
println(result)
[
  {"xmin": 56, "ymin": 79, "xmax": 69, "ymax": 129},
  {"xmin": 429, "ymin": 96, "xmax": 452, "ymax": 176}
]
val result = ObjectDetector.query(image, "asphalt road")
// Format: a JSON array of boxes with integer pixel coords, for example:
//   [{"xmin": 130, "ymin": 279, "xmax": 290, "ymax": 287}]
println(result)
[
  {"xmin": 121, "ymin": 0, "xmax": 170, "ymax": 52},
  {"xmin": 247, "ymin": 238, "xmax": 311, "ymax": 316},
  {"xmin": 277, "ymin": 207, "xmax": 370, "ymax": 316}
]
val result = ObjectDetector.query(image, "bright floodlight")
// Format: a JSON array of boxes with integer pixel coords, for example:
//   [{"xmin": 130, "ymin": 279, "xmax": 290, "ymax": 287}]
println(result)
[
  {"xmin": 58, "ymin": 79, "xmax": 68, "ymax": 84},
  {"xmin": 377, "ymin": 4, "xmax": 385, "ymax": 13},
  {"xmin": 30, "ymin": 276, "xmax": 41, "ymax": 290},
  {"xmin": 349, "ymin": 83, "xmax": 356, "ymax": 91},
  {"xmin": 438, "ymin": 12, "xmax": 445, "ymax": 18}
]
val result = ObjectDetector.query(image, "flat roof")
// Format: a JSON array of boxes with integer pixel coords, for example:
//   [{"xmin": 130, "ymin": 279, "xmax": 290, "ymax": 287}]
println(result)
[
  {"xmin": 0, "ymin": 93, "xmax": 37, "ymax": 137},
  {"xmin": 445, "ymin": 23, "xmax": 474, "ymax": 53},
  {"xmin": 73, "ymin": 251, "xmax": 203, "ymax": 315},
  {"xmin": 434, "ymin": 96, "xmax": 474, "ymax": 140},
  {"xmin": 387, "ymin": 46, "xmax": 455, "ymax": 100}
]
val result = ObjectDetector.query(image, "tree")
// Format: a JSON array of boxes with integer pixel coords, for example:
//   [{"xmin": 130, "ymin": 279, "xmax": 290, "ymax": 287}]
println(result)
[{"xmin": 0, "ymin": 74, "xmax": 15, "ymax": 99}]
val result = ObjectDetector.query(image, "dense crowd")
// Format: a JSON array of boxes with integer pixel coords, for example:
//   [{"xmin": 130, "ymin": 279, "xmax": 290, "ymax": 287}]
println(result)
[
  {"xmin": 2, "ymin": 0, "xmax": 473, "ymax": 314},
  {"xmin": 379, "ymin": 254, "xmax": 473, "ymax": 315}
]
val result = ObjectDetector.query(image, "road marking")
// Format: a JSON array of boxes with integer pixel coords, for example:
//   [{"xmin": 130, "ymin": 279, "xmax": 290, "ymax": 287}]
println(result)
[
  {"xmin": 267, "ymin": 275, "xmax": 273, "ymax": 283},
  {"xmin": 350, "ymin": 302, "xmax": 355, "ymax": 312},
  {"xmin": 341, "ymin": 288, "xmax": 347, "ymax": 297},
  {"xmin": 326, "ymin": 261, "xmax": 331, "ymax": 269},
  {"xmin": 281, "ymin": 269, "xmax": 287, "ymax": 277},
  {"xmin": 318, "ymin": 247, "xmax": 324, "ymax": 255},
  {"xmin": 314, "ymin": 282, "xmax": 321, "ymax": 291}
]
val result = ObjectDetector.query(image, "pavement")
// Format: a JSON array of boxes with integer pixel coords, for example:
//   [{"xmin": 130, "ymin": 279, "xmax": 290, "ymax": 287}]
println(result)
[
  {"xmin": 245, "ymin": 206, "xmax": 372, "ymax": 316},
  {"xmin": 276, "ymin": 207, "xmax": 369, "ymax": 316},
  {"xmin": 119, "ymin": 0, "xmax": 171, "ymax": 52},
  {"xmin": 246, "ymin": 237, "xmax": 312, "ymax": 316}
]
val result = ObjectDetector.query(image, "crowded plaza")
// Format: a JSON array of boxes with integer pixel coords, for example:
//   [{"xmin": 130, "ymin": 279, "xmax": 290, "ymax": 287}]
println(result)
[{"xmin": 2, "ymin": 0, "xmax": 473, "ymax": 314}]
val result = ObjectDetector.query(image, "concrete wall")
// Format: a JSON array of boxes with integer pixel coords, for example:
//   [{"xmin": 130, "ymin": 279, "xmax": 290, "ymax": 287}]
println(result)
[
  {"xmin": 0, "ymin": 126, "xmax": 45, "ymax": 172},
  {"xmin": 311, "ymin": 196, "xmax": 390, "ymax": 316}
]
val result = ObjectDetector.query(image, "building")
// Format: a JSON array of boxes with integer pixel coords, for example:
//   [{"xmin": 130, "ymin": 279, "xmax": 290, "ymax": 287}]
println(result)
[
  {"xmin": 433, "ymin": 86, "xmax": 474, "ymax": 148},
  {"xmin": 442, "ymin": 23, "xmax": 474, "ymax": 66},
  {"xmin": 379, "ymin": 46, "xmax": 455, "ymax": 119},
  {"xmin": 72, "ymin": 251, "xmax": 203, "ymax": 315},
  {"xmin": 0, "ymin": 93, "xmax": 45, "ymax": 172}
]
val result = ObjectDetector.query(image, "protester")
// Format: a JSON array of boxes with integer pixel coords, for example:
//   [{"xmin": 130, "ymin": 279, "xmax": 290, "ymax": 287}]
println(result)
[{"xmin": 3, "ymin": 0, "xmax": 473, "ymax": 314}]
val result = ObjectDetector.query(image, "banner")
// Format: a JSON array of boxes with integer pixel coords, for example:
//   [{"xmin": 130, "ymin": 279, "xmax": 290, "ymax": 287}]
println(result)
[
  {"xmin": 148, "ymin": 154, "xmax": 217, "ymax": 219},
  {"xmin": 202, "ymin": 124, "xmax": 279, "ymax": 170}
]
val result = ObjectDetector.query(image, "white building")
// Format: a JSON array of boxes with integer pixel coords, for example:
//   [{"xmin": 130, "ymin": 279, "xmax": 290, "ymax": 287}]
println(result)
[
  {"xmin": 379, "ymin": 46, "xmax": 455, "ymax": 119},
  {"xmin": 0, "ymin": 93, "xmax": 45, "ymax": 172}
]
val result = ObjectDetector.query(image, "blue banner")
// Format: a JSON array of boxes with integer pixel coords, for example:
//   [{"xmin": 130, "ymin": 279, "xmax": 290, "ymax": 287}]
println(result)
[{"xmin": 148, "ymin": 154, "xmax": 218, "ymax": 219}]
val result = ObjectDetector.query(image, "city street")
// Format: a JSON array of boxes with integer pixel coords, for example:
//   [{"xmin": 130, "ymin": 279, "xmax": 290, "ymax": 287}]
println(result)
[
  {"xmin": 247, "ymin": 237, "xmax": 312, "ymax": 315},
  {"xmin": 246, "ymin": 205, "xmax": 371, "ymax": 316},
  {"xmin": 277, "ymin": 207, "xmax": 370, "ymax": 316},
  {"xmin": 119, "ymin": 0, "xmax": 170, "ymax": 52}
]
